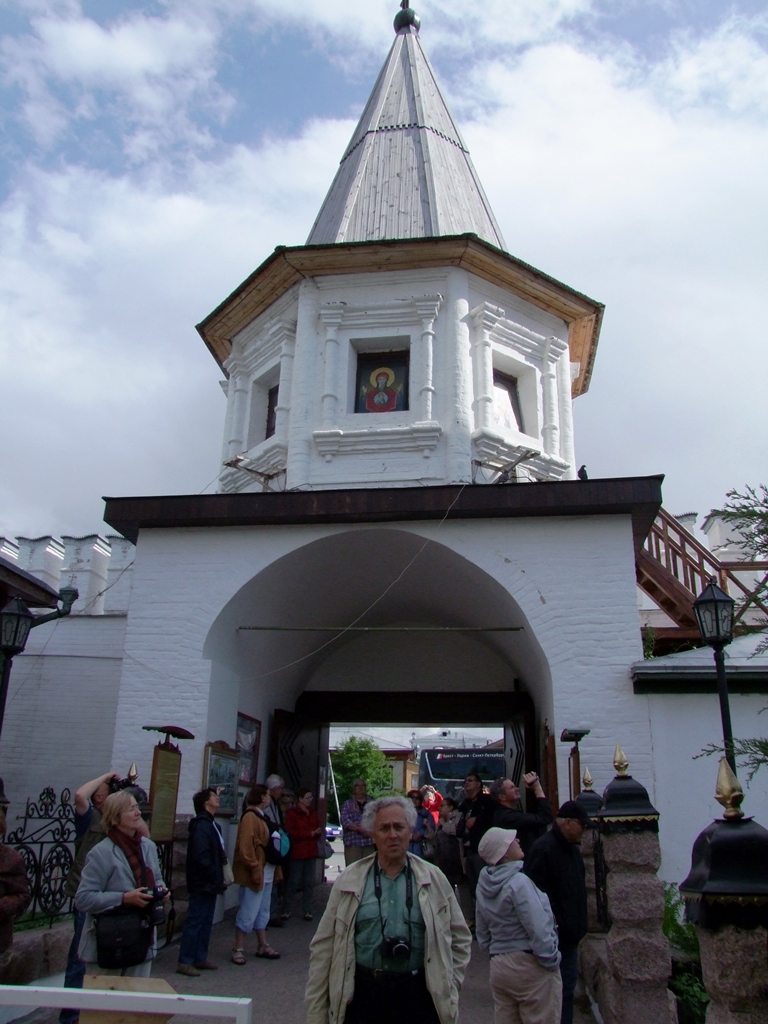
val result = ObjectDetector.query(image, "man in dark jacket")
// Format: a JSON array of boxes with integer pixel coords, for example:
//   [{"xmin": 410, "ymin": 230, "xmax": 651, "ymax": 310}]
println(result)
[
  {"xmin": 177, "ymin": 788, "xmax": 227, "ymax": 977},
  {"xmin": 524, "ymin": 800, "xmax": 593, "ymax": 1024},
  {"xmin": 489, "ymin": 773, "xmax": 553, "ymax": 854},
  {"xmin": 458, "ymin": 773, "xmax": 496, "ymax": 916}
]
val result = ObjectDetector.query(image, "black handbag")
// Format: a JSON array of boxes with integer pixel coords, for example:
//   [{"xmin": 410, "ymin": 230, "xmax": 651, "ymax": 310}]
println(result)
[{"xmin": 94, "ymin": 906, "xmax": 153, "ymax": 969}]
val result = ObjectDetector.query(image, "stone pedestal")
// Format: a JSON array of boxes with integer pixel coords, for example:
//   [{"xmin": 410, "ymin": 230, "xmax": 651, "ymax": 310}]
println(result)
[
  {"xmin": 590, "ymin": 832, "xmax": 677, "ymax": 1024},
  {"xmin": 697, "ymin": 925, "xmax": 768, "ymax": 1023}
]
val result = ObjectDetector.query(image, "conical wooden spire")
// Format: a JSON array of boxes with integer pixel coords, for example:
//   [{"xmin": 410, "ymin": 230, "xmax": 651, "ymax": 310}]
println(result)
[{"xmin": 307, "ymin": 14, "xmax": 505, "ymax": 248}]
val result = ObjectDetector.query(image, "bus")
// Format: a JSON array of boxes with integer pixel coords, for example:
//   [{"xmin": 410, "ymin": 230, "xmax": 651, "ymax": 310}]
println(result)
[{"xmin": 418, "ymin": 748, "xmax": 507, "ymax": 799}]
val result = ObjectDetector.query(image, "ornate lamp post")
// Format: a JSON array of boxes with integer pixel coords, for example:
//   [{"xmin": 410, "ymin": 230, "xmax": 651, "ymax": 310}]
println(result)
[
  {"xmin": 692, "ymin": 579, "xmax": 736, "ymax": 773},
  {"xmin": 0, "ymin": 585, "xmax": 78, "ymax": 739}
]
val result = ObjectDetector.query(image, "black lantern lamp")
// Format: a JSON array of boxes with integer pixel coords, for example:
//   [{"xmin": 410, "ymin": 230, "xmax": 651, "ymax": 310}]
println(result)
[
  {"xmin": 596, "ymin": 744, "xmax": 659, "ymax": 835},
  {"xmin": 0, "ymin": 584, "xmax": 79, "ymax": 739},
  {"xmin": 680, "ymin": 759, "xmax": 768, "ymax": 930},
  {"xmin": 575, "ymin": 768, "xmax": 603, "ymax": 818},
  {"xmin": 693, "ymin": 580, "xmax": 735, "ymax": 649},
  {"xmin": 693, "ymin": 579, "xmax": 738, "ymax": 773},
  {"xmin": 0, "ymin": 598, "xmax": 35, "ymax": 656}
]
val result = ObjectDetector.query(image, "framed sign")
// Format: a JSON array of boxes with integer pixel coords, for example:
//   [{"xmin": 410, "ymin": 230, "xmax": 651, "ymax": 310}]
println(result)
[
  {"xmin": 203, "ymin": 742, "xmax": 238, "ymax": 816},
  {"xmin": 148, "ymin": 746, "xmax": 182, "ymax": 842},
  {"xmin": 236, "ymin": 713, "xmax": 262, "ymax": 785}
]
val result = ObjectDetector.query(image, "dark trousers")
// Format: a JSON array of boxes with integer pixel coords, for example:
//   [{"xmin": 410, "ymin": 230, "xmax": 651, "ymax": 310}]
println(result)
[
  {"xmin": 59, "ymin": 910, "xmax": 86, "ymax": 1024},
  {"xmin": 283, "ymin": 857, "xmax": 316, "ymax": 917},
  {"xmin": 559, "ymin": 945, "xmax": 579, "ymax": 1024},
  {"xmin": 345, "ymin": 968, "xmax": 440, "ymax": 1024},
  {"xmin": 178, "ymin": 892, "xmax": 217, "ymax": 965}
]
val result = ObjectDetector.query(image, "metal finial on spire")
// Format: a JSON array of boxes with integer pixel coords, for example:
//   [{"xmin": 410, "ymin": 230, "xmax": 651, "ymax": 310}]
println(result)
[
  {"xmin": 394, "ymin": 2, "xmax": 420, "ymax": 33},
  {"xmin": 613, "ymin": 743, "xmax": 629, "ymax": 776},
  {"xmin": 715, "ymin": 757, "xmax": 745, "ymax": 820},
  {"xmin": 582, "ymin": 767, "xmax": 594, "ymax": 791}
]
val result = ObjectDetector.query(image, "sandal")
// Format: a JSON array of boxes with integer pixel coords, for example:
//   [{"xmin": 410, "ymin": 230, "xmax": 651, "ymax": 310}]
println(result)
[
  {"xmin": 231, "ymin": 948, "xmax": 246, "ymax": 966},
  {"xmin": 255, "ymin": 945, "xmax": 281, "ymax": 959}
]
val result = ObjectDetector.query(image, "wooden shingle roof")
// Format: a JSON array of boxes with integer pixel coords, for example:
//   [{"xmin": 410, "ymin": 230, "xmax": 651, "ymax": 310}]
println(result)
[{"xmin": 306, "ymin": 24, "xmax": 505, "ymax": 248}]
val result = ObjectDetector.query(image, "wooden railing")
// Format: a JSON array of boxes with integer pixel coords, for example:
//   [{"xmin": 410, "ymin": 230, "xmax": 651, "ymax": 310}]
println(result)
[{"xmin": 637, "ymin": 507, "xmax": 768, "ymax": 629}]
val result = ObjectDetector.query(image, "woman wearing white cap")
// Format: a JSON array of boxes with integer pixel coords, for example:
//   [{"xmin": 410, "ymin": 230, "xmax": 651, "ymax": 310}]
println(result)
[{"xmin": 475, "ymin": 827, "xmax": 562, "ymax": 1024}]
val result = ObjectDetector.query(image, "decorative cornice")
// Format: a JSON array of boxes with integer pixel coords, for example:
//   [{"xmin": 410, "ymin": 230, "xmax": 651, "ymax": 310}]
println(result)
[
  {"xmin": 319, "ymin": 295, "xmax": 442, "ymax": 331},
  {"xmin": 313, "ymin": 422, "xmax": 442, "ymax": 457}
]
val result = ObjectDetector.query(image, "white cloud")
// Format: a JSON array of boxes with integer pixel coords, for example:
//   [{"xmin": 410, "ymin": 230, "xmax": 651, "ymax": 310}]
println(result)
[
  {"xmin": 656, "ymin": 17, "xmax": 768, "ymax": 115},
  {"xmin": 1, "ymin": 6, "xmax": 228, "ymax": 155}
]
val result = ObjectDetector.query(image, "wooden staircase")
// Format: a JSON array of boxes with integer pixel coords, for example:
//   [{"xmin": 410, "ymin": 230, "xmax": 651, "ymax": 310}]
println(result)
[{"xmin": 636, "ymin": 507, "xmax": 768, "ymax": 640}]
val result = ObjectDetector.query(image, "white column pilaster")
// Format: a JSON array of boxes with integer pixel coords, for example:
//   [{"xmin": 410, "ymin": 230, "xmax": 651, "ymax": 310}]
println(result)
[
  {"xmin": 319, "ymin": 306, "xmax": 344, "ymax": 428},
  {"xmin": 413, "ymin": 295, "xmax": 441, "ymax": 422},
  {"xmin": 470, "ymin": 303, "xmax": 504, "ymax": 432}
]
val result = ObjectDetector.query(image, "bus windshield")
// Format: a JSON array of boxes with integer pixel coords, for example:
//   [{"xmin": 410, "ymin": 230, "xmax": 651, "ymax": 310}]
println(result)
[{"xmin": 418, "ymin": 749, "xmax": 506, "ymax": 798}]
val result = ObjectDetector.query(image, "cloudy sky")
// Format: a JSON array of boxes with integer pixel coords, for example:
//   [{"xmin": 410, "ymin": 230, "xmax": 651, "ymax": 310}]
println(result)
[{"xmin": 1, "ymin": 0, "xmax": 766, "ymax": 543}]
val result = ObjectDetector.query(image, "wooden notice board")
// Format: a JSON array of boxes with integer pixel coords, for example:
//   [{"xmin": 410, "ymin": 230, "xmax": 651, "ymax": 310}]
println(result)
[{"xmin": 148, "ymin": 746, "xmax": 181, "ymax": 842}]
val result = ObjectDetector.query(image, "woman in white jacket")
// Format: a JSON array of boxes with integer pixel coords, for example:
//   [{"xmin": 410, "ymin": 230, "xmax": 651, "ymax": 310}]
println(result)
[
  {"xmin": 475, "ymin": 827, "xmax": 562, "ymax": 1024},
  {"xmin": 305, "ymin": 796, "xmax": 471, "ymax": 1024},
  {"xmin": 76, "ymin": 791, "xmax": 167, "ymax": 978}
]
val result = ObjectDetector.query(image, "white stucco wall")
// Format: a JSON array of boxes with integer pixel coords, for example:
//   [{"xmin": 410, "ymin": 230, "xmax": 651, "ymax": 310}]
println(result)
[
  {"xmin": 647, "ymin": 691, "xmax": 768, "ymax": 883},
  {"xmin": 109, "ymin": 513, "xmax": 649, "ymax": 824},
  {"xmin": 221, "ymin": 266, "xmax": 577, "ymax": 494},
  {"xmin": 4, "ymin": 615, "xmax": 126, "ymax": 803}
]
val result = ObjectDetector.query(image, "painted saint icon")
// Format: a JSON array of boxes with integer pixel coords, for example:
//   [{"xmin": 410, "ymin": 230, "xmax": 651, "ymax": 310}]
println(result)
[{"xmin": 356, "ymin": 354, "xmax": 409, "ymax": 413}]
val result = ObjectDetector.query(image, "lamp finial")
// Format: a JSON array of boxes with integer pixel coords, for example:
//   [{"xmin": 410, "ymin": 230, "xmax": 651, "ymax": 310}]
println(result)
[{"xmin": 715, "ymin": 757, "xmax": 744, "ymax": 819}]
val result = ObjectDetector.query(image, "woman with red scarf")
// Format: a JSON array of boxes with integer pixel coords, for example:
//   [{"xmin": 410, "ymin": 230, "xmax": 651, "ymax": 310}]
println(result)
[
  {"xmin": 283, "ymin": 788, "xmax": 322, "ymax": 920},
  {"xmin": 76, "ymin": 791, "xmax": 167, "ymax": 977}
]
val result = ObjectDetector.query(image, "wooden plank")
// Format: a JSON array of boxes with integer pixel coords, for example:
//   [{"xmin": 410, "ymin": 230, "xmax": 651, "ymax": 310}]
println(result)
[{"xmin": 81, "ymin": 974, "xmax": 175, "ymax": 1024}]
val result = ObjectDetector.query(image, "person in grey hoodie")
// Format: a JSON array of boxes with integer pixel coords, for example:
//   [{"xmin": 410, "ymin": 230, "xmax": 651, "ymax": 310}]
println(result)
[{"xmin": 475, "ymin": 827, "xmax": 562, "ymax": 1024}]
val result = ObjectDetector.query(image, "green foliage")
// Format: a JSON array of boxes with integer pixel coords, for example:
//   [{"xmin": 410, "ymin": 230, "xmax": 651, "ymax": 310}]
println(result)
[
  {"xmin": 716, "ymin": 483, "xmax": 768, "ymax": 655},
  {"xmin": 670, "ymin": 963, "xmax": 709, "ymax": 1024},
  {"xmin": 696, "ymin": 729, "xmax": 768, "ymax": 783},
  {"xmin": 662, "ymin": 883, "xmax": 700, "ymax": 961},
  {"xmin": 329, "ymin": 736, "xmax": 393, "ymax": 822},
  {"xmin": 717, "ymin": 484, "xmax": 768, "ymax": 559},
  {"xmin": 642, "ymin": 626, "xmax": 657, "ymax": 659},
  {"xmin": 663, "ymin": 884, "xmax": 708, "ymax": 1024}
]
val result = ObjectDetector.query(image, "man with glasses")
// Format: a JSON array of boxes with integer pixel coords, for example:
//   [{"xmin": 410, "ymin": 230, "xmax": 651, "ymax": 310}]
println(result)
[{"xmin": 524, "ymin": 801, "xmax": 593, "ymax": 1024}]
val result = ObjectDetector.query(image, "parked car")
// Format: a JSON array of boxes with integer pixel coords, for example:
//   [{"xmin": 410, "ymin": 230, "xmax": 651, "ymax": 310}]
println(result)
[{"xmin": 325, "ymin": 823, "xmax": 342, "ymax": 841}]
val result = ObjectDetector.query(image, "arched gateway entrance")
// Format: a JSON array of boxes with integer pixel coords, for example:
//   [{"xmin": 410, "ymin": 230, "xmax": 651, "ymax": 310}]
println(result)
[{"xmin": 203, "ymin": 526, "xmax": 553, "ymax": 821}]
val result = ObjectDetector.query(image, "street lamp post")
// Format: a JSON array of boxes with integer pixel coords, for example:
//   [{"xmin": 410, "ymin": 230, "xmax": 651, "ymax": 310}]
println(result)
[
  {"xmin": 693, "ymin": 579, "xmax": 737, "ymax": 774},
  {"xmin": 0, "ymin": 586, "xmax": 79, "ymax": 739}
]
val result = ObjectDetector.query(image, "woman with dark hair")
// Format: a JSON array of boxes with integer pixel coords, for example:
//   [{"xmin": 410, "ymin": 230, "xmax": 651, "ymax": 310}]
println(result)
[
  {"xmin": 407, "ymin": 790, "xmax": 435, "ymax": 858},
  {"xmin": 231, "ymin": 783, "xmax": 281, "ymax": 964},
  {"xmin": 76, "ymin": 791, "xmax": 166, "ymax": 978},
  {"xmin": 283, "ymin": 787, "xmax": 322, "ymax": 921}
]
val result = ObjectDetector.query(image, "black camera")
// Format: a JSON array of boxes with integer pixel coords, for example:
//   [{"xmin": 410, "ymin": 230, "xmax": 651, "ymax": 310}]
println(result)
[
  {"xmin": 147, "ymin": 886, "xmax": 167, "ymax": 927},
  {"xmin": 108, "ymin": 776, "xmax": 134, "ymax": 794},
  {"xmin": 380, "ymin": 936, "xmax": 411, "ymax": 960}
]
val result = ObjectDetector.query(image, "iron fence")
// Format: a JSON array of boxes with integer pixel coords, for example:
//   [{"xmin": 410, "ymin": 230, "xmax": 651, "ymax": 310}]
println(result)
[{"xmin": 6, "ymin": 787, "xmax": 75, "ymax": 926}]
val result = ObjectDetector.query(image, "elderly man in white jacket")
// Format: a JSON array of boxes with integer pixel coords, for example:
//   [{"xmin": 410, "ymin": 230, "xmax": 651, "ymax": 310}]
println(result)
[
  {"xmin": 475, "ymin": 827, "xmax": 562, "ymax": 1024},
  {"xmin": 305, "ymin": 796, "xmax": 471, "ymax": 1024}
]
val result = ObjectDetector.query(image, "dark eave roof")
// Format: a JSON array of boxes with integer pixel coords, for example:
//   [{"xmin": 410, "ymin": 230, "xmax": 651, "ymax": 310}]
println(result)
[
  {"xmin": 104, "ymin": 475, "xmax": 663, "ymax": 550},
  {"xmin": 0, "ymin": 554, "xmax": 60, "ymax": 609}
]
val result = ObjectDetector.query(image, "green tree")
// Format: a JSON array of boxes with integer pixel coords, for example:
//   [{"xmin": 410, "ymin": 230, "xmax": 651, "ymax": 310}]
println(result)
[
  {"xmin": 328, "ymin": 736, "xmax": 393, "ymax": 822},
  {"xmin": 717, "ymin": 484, "xmax": 768, "ymax": 654}
]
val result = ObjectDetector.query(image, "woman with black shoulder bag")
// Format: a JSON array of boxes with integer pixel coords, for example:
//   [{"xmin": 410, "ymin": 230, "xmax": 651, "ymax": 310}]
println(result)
[{"xmin": 76, "ymin": 791, "xmax": 168, "ymax": 977}]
